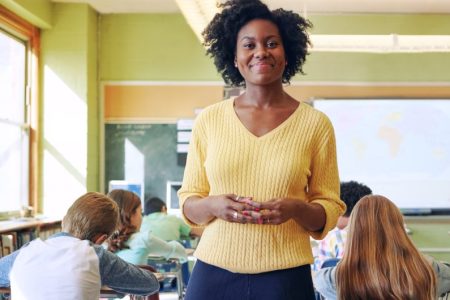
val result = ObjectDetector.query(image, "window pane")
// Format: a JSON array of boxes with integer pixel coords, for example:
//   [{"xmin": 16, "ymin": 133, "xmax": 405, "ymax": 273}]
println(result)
[
  {"xmin": 0, "ymin": 30, "xmax": 26, "ymax": 123},
  {"xmin": 0, "ymin": 29, "xmax": 28, "ymax": 216},
  {"xmin": 0, "ymin": 122, "xmax": 29, "ymax": 213}
]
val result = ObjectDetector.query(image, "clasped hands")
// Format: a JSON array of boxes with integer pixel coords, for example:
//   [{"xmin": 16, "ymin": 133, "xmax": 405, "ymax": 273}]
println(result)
[{"xmin": 212, "ymin": 194, "xmax": 299, "ymax": 225}]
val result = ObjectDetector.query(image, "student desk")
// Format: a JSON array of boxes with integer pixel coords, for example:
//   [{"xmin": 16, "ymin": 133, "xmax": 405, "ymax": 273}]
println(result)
[{"xmin": 0, "ymin": 286, "xmax": 160, "ymax": 299}]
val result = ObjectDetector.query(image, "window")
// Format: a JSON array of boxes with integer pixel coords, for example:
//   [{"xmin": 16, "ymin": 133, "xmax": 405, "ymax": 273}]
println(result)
[{"xmin": 0, "ymin": 6, "xmax": 39, "ymax": 219}]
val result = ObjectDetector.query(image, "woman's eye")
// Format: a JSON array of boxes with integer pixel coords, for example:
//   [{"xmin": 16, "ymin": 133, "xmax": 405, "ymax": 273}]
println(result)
[
  {"xmin": 267, "ymin": 41, "xmax": 278, "ymax": 48},
  {"xmin": 243, "ymin": 43, "xmax": 255, "ymax": 49}
]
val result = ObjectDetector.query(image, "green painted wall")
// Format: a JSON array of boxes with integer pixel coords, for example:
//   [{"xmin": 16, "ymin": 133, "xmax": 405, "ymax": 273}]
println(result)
[
  {"xmin": 0, "ymin": 0, "xmax": 52, "ymax": 28},
  {"xmin": 99, "ymin": 13, "xmax": 220, "ymax": 81},
  {"xmin": 40, "ymin": 3, "xmax": 98, "ymax": 215},
  {"xmin": 86, "ymin": 7, "xmax": 99, "ymax": 192},
  {"xmin": 100, "ymin": 13, "xmax": 450, "ymax": 82},
  {"xmin": 300, "ymin": 52, "xmax": 450, "ymax": 82}
]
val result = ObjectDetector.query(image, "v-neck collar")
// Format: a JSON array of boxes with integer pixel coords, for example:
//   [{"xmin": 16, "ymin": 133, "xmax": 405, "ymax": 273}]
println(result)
[{"xmin": 228, "ymin": 97, "xmax": 304, "ymax": 140}]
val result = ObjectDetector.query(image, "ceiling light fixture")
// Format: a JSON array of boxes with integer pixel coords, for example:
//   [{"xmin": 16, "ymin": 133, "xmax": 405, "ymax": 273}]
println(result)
[
  {"xmin": 175, "ymin": 1, "xmax": 450, "ymax": 53},
  {"xmin": 311, "ymin": 34, "xmax": 450, "ymax": 53},
  {"xmin": 174, "ymin": 0, "xmax": 221, "ymax": 42}
]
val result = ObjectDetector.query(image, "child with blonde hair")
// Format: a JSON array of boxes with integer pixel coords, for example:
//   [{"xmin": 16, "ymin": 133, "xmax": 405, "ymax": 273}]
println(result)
[
  {"xmin": 315, "ymin": 195, "xmax": 450, "ymax": 300},
  {"xmin": 0, "ymin": 192, "xmax": 160, "ymax": 300}
]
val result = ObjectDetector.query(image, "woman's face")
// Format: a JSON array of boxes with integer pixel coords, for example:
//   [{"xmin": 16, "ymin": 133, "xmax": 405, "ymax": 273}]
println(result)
[
  {"xmin": 235, "ymin": 19, "xmax": 286, "ymax": 86},
  {"xmin": 130, "ymin": 204, "xmax": 143, "ymax": 230}
]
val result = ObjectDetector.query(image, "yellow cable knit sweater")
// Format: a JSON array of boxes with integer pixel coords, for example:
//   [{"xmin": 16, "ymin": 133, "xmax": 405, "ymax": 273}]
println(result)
[{"xmin": 178, "ymin": 98, "xmax": 346, "ymax": 273}]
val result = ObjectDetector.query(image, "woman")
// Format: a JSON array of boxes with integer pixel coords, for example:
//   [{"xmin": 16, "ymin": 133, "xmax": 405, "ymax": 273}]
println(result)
[
  {"xmin": 177, "ymin": 1, "xmax": 346, "ymax": 299},
  {"xmin": 314, "ymin": 195, "xmax": 450, "ymax": 300},
  {"xmin": 106, "ymin": 189, "xmax": 187, "ymax": 265}
]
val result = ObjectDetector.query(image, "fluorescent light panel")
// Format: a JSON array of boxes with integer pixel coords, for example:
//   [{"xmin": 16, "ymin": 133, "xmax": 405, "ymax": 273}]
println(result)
[{"xmin": 175, "ymin": 1, "xmax": 450, "ymax": 53}]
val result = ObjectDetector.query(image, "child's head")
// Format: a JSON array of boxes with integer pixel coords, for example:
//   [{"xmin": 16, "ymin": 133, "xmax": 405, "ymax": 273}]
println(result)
[
  {"xmin": 347, "ymin": 195, "xmax": 407, "ymax": 249},
  {"xmin": 144, "ymin": 197, "xmax": 166, "ymax": 215},
  {"xmin": 106, "ymin": 189, "xmax": 142, "ymax": 252},
  {"xmin": 337, "ymin": 194, "xmax": 436, "ymax": 300},
  {"xmin": 62, "ymin": 192, "xmax": 119, "ymax": 244},
  {"xmin": 340, "ymin": 181, "xmax": 372, "ymax": 217}
]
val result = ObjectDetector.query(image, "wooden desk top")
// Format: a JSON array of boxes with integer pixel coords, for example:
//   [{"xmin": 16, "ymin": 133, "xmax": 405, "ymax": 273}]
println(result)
[{"xmin": 0, "ymin": 217, "xmax": 61, "ymax": 234}]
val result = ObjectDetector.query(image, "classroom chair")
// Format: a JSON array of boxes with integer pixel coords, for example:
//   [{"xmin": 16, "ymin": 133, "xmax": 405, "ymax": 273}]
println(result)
[
  {"xmin": 320, "ymin": 258, "xmax": 340, "ymax": 269},
  {"xmin": 148, "ymin": 256, "xmax": 184, "ymax": 300}
]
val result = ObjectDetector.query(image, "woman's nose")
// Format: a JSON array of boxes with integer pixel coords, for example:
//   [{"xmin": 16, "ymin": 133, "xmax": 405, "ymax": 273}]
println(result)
[{"xmin": 254, "ymin": 46, "xmax": 268, "ymax": 59}]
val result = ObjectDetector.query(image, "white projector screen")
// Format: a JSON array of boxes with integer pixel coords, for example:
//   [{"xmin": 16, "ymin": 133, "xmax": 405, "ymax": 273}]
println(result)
[{"xmin": 314, "ymin": 99, "xmax": 450, "ymax": 214}]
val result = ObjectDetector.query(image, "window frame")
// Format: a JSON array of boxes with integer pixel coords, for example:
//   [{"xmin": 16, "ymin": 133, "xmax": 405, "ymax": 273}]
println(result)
[{"xmin": 0, "ymin": 5, "xmax": 40, "ymax": 218}]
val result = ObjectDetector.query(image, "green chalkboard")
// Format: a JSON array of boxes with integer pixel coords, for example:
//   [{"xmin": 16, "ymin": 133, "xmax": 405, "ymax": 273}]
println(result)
[{"xmin": 104, "ymin": 123, "xmax": 185, "ymax": 202}]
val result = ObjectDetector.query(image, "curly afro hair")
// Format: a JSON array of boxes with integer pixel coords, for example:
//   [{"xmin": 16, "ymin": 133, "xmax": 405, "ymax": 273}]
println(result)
[
  {"xmin": 340, "ymin": 181, "xmax": 372, "ymax": 217},
  {"xmin": 202, "ymin": 0, "xmax": 312, "ymax": 86}
]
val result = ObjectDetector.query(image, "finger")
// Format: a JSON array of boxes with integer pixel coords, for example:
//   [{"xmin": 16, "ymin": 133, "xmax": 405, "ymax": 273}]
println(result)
[
  {"xmin": 239, "ymin": 203, "xmax": 259, "ymax": 212},
  {"xmin": 233, "ymin": 195, "xmax": 251, "ymax": 203},
  {"xmin": 240, "ymin": 210, "xmax": 266, "ymax": 225},
  {"xmin": 230, "ymin": 210, "xmax": 239, "ymax": 222},
  {"xmin": 228, "ymin": 194, "xmax": 241, "ymax": 201},
  {"xmin": 259, "ymin": 216, "xmax": 276, "ymax": 225},
  {"xmin": 234, "ymin": 211, "xmax": 249, "ymax": 224},
  {"xmin": 242, "ymin": 210, "xmax": 261, "ymax": 219},
  {"xmin": 257, "ymin": 209, "xmax": 277, "ymax": 224},
  {"xmin": 242, "ymin": 198, "xmax": 262, "ymax": 209}
]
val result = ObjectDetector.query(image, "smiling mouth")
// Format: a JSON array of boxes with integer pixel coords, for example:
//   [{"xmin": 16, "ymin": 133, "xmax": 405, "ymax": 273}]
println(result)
[
  {"xmin": 250, "ymin": 63, "xmax": 275, "ymax": 72},
  {"xmin": 250, "ymin": 62, "xmax": 274, "ymax": 68}
]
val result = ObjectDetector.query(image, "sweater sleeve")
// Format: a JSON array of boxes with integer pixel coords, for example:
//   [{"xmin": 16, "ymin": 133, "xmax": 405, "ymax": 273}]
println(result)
[
  {"xmin": 308, "ymin": 114, "xmax": 346, "ymax": 240},
  {"xmin": 177, "ymin": 112, "xmax": 210, "ymax": 227}
]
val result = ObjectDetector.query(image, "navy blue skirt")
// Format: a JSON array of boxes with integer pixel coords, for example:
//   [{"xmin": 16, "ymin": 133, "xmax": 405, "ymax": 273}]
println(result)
[{"xmin": 184, "ymin": 260, "xmax": 315, "ymax": 300}]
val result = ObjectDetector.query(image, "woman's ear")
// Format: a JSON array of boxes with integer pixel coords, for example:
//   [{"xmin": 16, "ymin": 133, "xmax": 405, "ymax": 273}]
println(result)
[{"xmin": 93, "ymin": 233, "xmax": 108, "ymax": 245}]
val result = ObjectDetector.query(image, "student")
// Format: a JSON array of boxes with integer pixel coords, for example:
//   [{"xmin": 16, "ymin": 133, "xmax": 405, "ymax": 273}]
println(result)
[
  {"xmin": 142, "ymin": 196, "xmax": 201, "ymax": 288},
  {"xmin": 314, "ymin": 194, "xmax": 450, "ymax": 300},
  {"xmin": 178, "ymin": 1, "xmax": 345, "ymax": 299},
  {"xmin": 313, "ymin": 181, "xmax": 372, "ymax": 271},
  {"xmin": 141, "ymin": 196, "xmax": 201, "ymax": 243},
  {"xmin": 106, "ymin": 190, "xmax": 187, "ymax": 265},
  {"xmin": 0, "ymin": 192, "xmax": 159, "ymax": 300}
]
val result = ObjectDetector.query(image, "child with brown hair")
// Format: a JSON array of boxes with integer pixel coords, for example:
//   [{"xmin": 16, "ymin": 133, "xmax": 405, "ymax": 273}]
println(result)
[
  {"xmin": 0, "ymin": 192, "xmax": 160, "ymax": 300},
  {"xmin": 106, "ymin": 189, "xmax": 187, "ymax": 265}
]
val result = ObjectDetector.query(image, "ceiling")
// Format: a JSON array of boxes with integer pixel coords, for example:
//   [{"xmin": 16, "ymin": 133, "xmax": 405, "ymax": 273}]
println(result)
[
  {"xmin": 52, "ymin": 0, "xmax": 450, "ymax": 14},
  {"xmin": 51, "ymin": 0, "xmax": 450, "ymax": 52}
]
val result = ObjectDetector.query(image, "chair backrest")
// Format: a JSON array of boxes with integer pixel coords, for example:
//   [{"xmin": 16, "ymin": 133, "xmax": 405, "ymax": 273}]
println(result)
[
  {"xmin": 321, "ymin": 258, "xmax": 340, "ymax": 269},
  {"xmin": 147, "ymin": 256, "xmax": 184, "ymax": 299}
]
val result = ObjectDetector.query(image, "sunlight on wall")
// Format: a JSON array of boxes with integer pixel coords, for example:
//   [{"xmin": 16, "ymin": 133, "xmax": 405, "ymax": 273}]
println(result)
[
  {"xmin": 43, "ymin": 65, "xmax": 87, "ymax": 217},
  {"xmin": 124, "ymin": 138, "xmax": 145, "ymax": 203}
]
